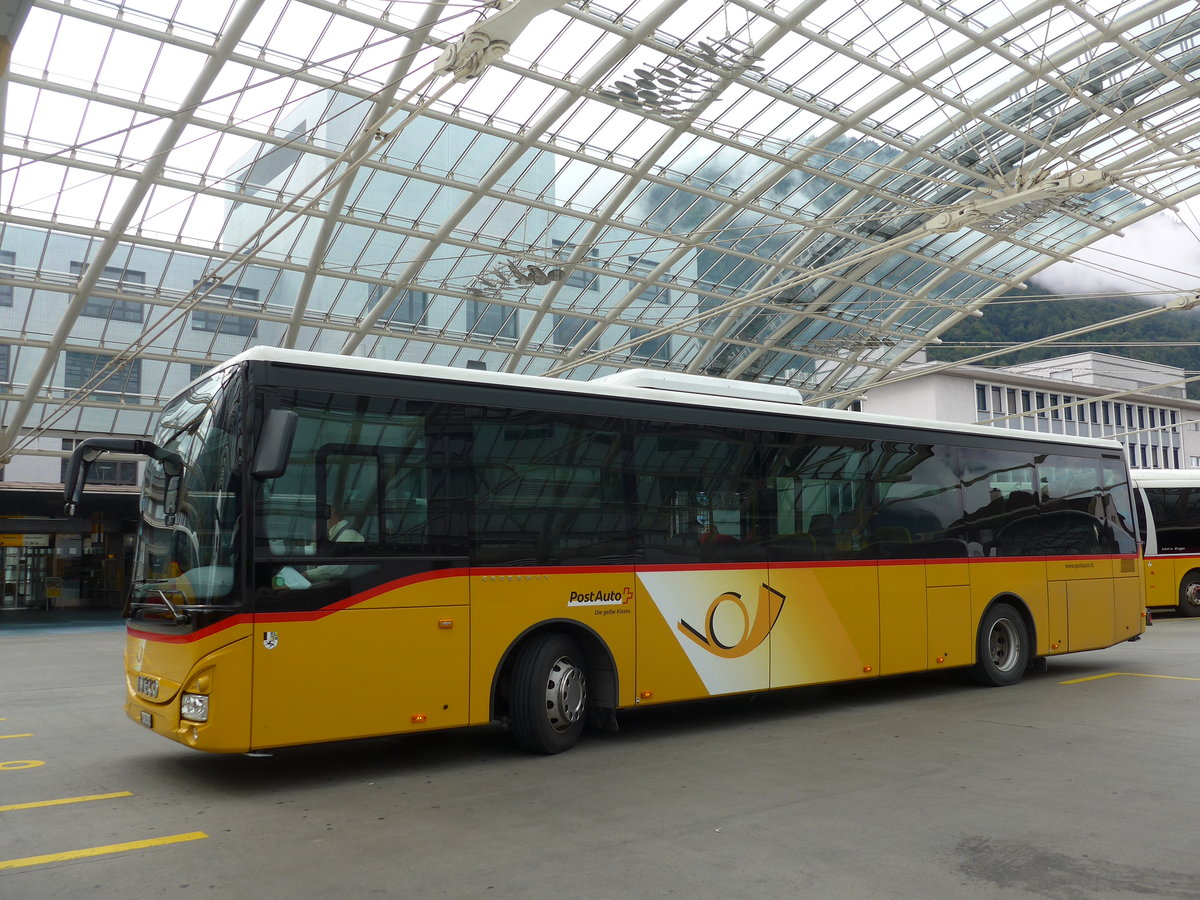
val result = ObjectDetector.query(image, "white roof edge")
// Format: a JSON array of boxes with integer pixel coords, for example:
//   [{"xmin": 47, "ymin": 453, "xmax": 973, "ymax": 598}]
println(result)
[
  {"xmin": 216, "ymin": 348, "xmax": 1125, "ymax": 452},
  {"xmin": 1131, "ymin": 469, "xmax": 1200, "ymax": 486}
]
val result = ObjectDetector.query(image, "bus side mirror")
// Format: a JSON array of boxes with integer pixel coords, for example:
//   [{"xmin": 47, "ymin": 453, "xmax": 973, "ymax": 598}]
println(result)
[
  {"xmin": 253, "ymin": 409, "xmax": 298, "ymax": 479},
  {"xmin": 63, "ymin": 438, "xmax": 183, "ymax": 516}
]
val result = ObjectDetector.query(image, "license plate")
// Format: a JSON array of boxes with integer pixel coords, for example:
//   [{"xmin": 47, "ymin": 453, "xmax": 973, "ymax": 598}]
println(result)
[
  {"xmin": 139, "ymin": 710, "xmax": 153, "ymax": 728},
  {"xmin": 137, "ymin": 675, "xmax": 159, "ymax": 699}
]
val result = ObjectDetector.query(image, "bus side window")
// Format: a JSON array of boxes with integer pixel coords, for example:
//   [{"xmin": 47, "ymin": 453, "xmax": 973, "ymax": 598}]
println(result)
[
  {"xmin": 959, "ymin": 447, "xmax": 1038, "ymax": 557},
  {"xmin": 1100, "ymin": 457, "xmax": 1138, "ymax": 556},
  {"xmin": 634, "ymin": 424, "xmax": 761, "ymax": 564}
]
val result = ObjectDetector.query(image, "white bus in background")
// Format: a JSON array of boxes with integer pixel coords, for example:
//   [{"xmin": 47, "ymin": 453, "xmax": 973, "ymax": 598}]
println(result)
[{"xmin": 1134, "ymin": 469, "xmax": 1200, "ymax": 617}]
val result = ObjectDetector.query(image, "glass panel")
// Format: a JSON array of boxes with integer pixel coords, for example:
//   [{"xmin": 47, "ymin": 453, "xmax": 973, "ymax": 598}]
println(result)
[
  {"xmin": 136, "ymin": 366, "xmax": 243, "ymax": 603},
  {"xmin": 765, "ymin": 435, "xmax": 873, "ymax": 561},
  {"xmin": 473, "ymin": 411, "xmax": 631, "ymax": 566},
  {"xmin": 958, "ymin": 446, "xmax": 1038, "ymax": 557},
  {"xmin": 872, "ymin": 443, "xmax": 965, "ymax": 559},
  {"xmin": 1145, "ymin": 487, "xmax": 1200, "ymax": 554},
  {"xmin": 634, "ymin": 422, "xmax": 768, "ymax": 564}
]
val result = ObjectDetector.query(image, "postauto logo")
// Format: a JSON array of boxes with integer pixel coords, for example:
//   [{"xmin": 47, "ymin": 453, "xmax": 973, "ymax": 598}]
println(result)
[{"xmin": 678, "ymin": 584, "xmax": 786, "ymax": 659}]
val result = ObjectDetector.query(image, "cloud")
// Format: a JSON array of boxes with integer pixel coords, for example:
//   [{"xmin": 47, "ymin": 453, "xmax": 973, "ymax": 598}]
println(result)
[{"xmin": 1031, "ymin": 206, "xmax": 1200, "ymax": 302}]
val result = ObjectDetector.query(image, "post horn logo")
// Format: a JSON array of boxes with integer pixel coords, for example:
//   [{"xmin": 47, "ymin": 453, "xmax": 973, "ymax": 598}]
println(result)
[{"xmin": 678, "ymin": 584, "xmax": 785, "ymax": 658}]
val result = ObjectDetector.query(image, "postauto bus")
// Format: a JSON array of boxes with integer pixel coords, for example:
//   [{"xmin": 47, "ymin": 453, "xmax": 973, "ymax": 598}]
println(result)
[
  {"xmin": 1133, "ymin": 469, "xmax": 1200, "ymax": 616},
  {"xmin": 64, "ymin": 348, "xmax": 1144, "ymax": 754}
]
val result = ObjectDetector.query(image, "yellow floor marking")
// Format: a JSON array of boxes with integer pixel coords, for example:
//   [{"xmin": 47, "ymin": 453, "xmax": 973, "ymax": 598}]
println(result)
[
  {"xmin": 0, "ymin": 832, "xmax": 208, "ymax": 870},
  {"xmin": 1060, "ymin": 672, "xmax": 1200, "ymax": 685},
  {"xmin": 0, "ymin": 734, "xmax": 33, "ymax": 740},
  {"xmin": 0, "ymin": 791, "xmax": 133, "ymax": 813}
]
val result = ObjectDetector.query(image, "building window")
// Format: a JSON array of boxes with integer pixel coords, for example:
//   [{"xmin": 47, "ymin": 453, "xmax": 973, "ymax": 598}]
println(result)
[
  {"xmin": 1021, "ymin": 391, "xmax": 1032, "ymax": 414},
  {"xmin": 188, "ymin": 364, "xmax": 212, "ymax": 382},
  {"xmin": 1114, "ymin": 404, "xmax": 1123, "ymax": 427},
  {"xmin": 0, "ymin": 250, "xmax": 14, "ymax": 307},
  {"xmin": 1035, "ymin": 392, "xmax": 1046, "ymax": 418},
  {"xmin": 192, "ymin": 282, "xmax": 259, "ymax": 336},
  {"xmin": 70, "ymin": 261, "xmax": 145, "ymax": 323},
  {"xmin": 976, "ymin": 385, "xmax": 988, "ymax": 412},
  {"xmin": 1171, "ymin": 410, "xmax": 1179, "ymax": 433},
  {"xmin": 370, "ymin": 286, "xmax": 427, "ymax": 329},
  {"xmin": 551, "ymin": 240, "xmax": 598, "ymax": 291},
  {"xmin": 551, "ymin": 314, "xmax": 589, "ymax": 348},
  {"xmin": 0, "ymin": 343, "xmax": 9, "ymax": 385},
  {"xmin": 1049, "ymin": 394, "xmax": 1060, "ymax": 420},
  {"xmin": 64, "ymin": 350, "xmax": 141, "ymax": 404},
  {"xmin": 468, "ymin": 299, "xmax": 517, "ymax": 340},
  {"xmin": 61, "ymin": 439, "xmax": 137, "ymax": 485}
]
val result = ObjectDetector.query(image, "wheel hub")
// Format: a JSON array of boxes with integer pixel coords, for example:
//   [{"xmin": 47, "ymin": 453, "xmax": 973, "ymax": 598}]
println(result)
[
  {"xmin": 544, "ymin": 656, "xmax": 586, "ymax": 732},
  {"xmin": 1186, "ymin": 582, "xmax": 1200, "ymax": 608},
  {"xmin": 989, "ymin": 618, "xmax": 1021, "ymax": 672}
]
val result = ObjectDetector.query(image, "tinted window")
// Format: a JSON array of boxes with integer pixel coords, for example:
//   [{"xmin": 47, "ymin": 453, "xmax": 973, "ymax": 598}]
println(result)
[
  {"xmin": 766, "ymin": 435, "xmax": 873, "ymax": 561},
  {"xmin": 958, "ymin": 447, "xmax": 1038, "ymax": 557},
  {"xmin": 1099, "ymin": 457, "xmax": 1137, "ymax": 555},
  {"xmin": 1036, "ymin": 454, "xmax": 1104, "ymax": 555},
  {"xmin": 1145, "ymin": 486, "xmax": 1200, "ymax": 554},
  {"xmin": 873, "ymin": 443, "xmax": 966, "ymax": 559},
  {"xmin": 633, "ymin": 423, "xmax": 767, "ymax": 563},
  {"xmin": 256, "ymin": 393, "xmax": 467, "ymax": 567},
  {"xmin": 473, "ymin": 411, "xmax": 631, "ymax": 566}
]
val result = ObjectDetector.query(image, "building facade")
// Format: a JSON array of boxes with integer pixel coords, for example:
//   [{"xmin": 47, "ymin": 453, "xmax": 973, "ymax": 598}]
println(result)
[{"xmin": 859, "ymin": 352, "xmax": 1200, "ymax": 470}]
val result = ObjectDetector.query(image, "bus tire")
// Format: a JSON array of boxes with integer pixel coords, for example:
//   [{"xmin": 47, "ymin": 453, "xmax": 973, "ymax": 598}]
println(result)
[
  {"xmin": 509, "ymin": 633, "xmax": 588, "ymax": 754},
  {"xmin": 1179, "ymin": 574, "xmax": 1200, "ymax": 617},
  {"xmin": 968, "ymin": 602, "xmax": 1029, "ymax": 687}
]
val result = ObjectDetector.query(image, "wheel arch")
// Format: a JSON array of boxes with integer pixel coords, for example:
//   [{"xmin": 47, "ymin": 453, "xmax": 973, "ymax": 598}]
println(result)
[{"xmin": 490, "ymin": 619, "xmax": 618, "ymax": 722}]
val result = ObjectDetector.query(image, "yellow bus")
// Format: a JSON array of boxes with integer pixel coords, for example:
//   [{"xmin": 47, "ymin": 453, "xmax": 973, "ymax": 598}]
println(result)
[
  {"xmin": 1133, "ymin": 469, "xmax": 1200, "ymax": 617},
  {"xmin": 65, "ymin": 348, "xmax": 1144, "ymax": 755}
]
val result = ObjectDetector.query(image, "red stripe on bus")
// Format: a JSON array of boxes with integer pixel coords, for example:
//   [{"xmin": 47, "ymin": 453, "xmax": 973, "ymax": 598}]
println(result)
[{"xmin": 128, "ymin": 553, "xmax": 1138, "ymax": 643}]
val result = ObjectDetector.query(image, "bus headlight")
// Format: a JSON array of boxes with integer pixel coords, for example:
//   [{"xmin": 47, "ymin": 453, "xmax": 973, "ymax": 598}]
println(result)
[{"xmin": 180, "ymin": 693, "xmax": 209, "ymax": 723}]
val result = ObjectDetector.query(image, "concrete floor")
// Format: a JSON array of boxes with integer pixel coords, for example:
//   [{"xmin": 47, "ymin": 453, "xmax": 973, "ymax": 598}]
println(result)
[{"xmin": 2, "ymin": 615, "xmax": 1200, "ymax": 899}]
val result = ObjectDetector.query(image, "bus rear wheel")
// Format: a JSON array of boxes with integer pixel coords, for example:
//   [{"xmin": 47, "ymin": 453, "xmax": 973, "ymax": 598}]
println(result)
[
  {"xmin": 1179, "ymin": 575, "xmax": 1200, "ymax": 617},
  {"xmin": 968, "ymin": 602, "xmax": 1029, "ymax": 686},
  {"xmin": 509, "ymin": 633, "xmax": 588, "ymax": 754}
]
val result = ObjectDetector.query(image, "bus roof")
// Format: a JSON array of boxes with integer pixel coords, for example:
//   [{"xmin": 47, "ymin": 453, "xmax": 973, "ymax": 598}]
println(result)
[
  {"xmin": 209, "ymin": 347, "xmax": 1125, "ymax": 454},
  {"xmin": 1131, "ymin": 469, "xmax": 1200, "ymax": 488}
]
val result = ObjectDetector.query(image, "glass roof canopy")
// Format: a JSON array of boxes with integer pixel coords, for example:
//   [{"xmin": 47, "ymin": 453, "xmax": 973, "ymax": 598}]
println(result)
[{"xmin": 3, "ymin": 0, "xmax": 1200, "ymax": 460}]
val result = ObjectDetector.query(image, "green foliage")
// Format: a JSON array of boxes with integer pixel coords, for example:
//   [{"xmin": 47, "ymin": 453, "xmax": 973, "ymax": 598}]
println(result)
[{"xmin": 928, "ymin": 287, "xmax": 1200, "ymax": 398}]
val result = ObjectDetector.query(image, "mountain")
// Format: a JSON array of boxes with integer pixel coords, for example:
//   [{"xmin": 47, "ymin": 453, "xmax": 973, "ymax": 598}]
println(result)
[{"xmin": 927, "ymin": 287, "xmax": 1200, "ymax": 399}]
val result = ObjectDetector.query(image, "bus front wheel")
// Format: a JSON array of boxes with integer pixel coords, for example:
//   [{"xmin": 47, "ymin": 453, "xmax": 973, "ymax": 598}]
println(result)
[
  {"xmin": 968, "ymin": 602, "xmax": 1029, "ymax": 686},
  {"xmin": 1179, "ymin": 575, "xmax": 1200, "ymax": 617},
  {"xmin": 509, "ymin": 633, "xmax": 588, "ymax": 754}
]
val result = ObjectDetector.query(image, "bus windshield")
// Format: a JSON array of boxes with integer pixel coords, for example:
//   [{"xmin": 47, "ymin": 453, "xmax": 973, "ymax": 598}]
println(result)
[{"xmin": 133, "ymin": 365, "xmax": 243, "ymax": 606}]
